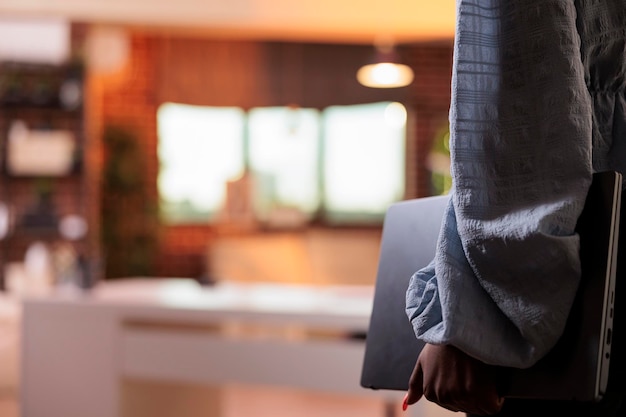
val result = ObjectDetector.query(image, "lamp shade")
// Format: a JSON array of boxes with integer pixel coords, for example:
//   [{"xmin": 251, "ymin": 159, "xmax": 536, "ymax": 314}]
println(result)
[{"xmin": 357, "ymin": 46, "xmax": 414, "ymax": 88}]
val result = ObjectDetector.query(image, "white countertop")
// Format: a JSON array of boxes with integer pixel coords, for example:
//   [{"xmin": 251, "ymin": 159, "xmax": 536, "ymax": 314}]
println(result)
[{"xmin": 23, "ymin": 278, "xmax": 375, "ymax": 331}]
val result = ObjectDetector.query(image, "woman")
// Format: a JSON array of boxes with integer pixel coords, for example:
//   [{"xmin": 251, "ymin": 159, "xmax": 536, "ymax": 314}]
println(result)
[{"xmin": 404, "ymin": 1, "xmax": 626, "ymax": 415}]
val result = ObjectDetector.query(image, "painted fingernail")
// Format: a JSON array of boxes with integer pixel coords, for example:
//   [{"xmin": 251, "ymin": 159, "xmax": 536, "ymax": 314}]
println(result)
[{"xmin": 402, "ymin": 393, "xmax": 408, "ymax": 411}]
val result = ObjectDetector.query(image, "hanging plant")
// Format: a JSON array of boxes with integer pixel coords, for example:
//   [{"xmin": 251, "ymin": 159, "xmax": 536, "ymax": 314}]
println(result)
[
  {"xmin": 428, "ymin": 123, "xmax": 452, "ymax": 196},
  {"xmin": 101, "ymin": 125, "xmax": 158, "ymax": 278}
]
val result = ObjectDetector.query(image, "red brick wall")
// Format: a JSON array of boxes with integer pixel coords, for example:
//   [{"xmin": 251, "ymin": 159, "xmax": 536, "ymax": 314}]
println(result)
[
  {"xmin": 91, "ymin": 31, "xmax": 454, "ymax": 279},
  {"xmin": 405, "ymin": 44, "xmax": 454, "ymax": 197},
  {"xmin": 91, "ymin": 35, "xmax": 160, "ymax": 277}
]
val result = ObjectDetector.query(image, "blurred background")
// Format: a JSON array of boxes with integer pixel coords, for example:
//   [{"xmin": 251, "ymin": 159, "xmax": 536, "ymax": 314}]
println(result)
[{"xmin": 0, "ymin": 1, "xmax": 456, "ymax": 416}]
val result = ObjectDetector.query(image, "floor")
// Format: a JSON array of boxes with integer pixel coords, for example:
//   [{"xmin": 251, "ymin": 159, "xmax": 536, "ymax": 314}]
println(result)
[
  {"xmin": 0, "ymin": 396, "xmax": 18, "ymax": 417},
  {"xmin": 0, "ymin": 343, "xmax": 457, "ymax": 417},
  {"xmin": 0, "ymin": 382, "xmax": 456, "ymax": 417},
  {"xmin": 123, "ymin": 381, "xmax": 401, "ymax": 417},
  {"xmin": 0, "ymin": 295, "xmax": 18, "ymax": 417}
]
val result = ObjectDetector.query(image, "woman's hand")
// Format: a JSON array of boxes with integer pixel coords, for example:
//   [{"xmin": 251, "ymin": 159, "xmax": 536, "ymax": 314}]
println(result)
[{"xmin": 404, "ymin": 343, "xmax": 504, "ymax": 415}]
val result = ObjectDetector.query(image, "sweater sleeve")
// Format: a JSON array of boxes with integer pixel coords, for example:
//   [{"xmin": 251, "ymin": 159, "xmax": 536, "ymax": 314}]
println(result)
[{"xmin": 406, "ymin": 0, "xmax": 593, "ymax": 368}]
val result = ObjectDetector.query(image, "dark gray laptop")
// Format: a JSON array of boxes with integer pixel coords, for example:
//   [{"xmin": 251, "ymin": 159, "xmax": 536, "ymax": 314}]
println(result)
[{"xmin": 361, "ymin": 171, "xmax": 622, "ymax": 402}]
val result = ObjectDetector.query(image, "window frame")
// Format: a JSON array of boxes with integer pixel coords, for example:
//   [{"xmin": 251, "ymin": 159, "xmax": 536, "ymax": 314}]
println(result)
[{"xmin": 156, "ymin": 101, "xmax": 414, "ymax": 227}]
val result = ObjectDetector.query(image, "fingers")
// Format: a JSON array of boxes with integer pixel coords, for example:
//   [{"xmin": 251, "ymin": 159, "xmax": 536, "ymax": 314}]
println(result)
[
  {"xmin": 404, "ymin": 344, "xmax": 505, "ymax": 415},
  {"xmin": 479, "ymin": 392, "xmax": 504, "ymax": 416},
  {"xmin": 403, "ymin": 356, "xmax": 424, "ymax": 411},
  {"xmin": 426, "ymin": 385, "xmax": 503, "ymax": 416},
  {"xmin": 429, "ymin": 388, "xmax": 503, "ymax": 415},
  {"xmin": 405, "ymin": 357, "xmax": 424, "ymax": 405}
]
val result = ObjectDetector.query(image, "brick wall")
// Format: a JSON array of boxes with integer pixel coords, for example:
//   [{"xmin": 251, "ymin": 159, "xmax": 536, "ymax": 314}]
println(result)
[
  {"xmin": 405, "ymin": 44, "xmax": 454, "ymax": 197},
  {"xmin": 91, "ymin": 35, "xmax": 160, "ymax": 278},
  {"xmin": 91, "ymin": 31, "xmax": 454, "ymax": 279}
]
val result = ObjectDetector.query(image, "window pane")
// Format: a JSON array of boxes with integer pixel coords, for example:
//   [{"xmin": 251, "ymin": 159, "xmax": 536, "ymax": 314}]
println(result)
[
  {"xmin": 322, "ymin": 102, "xmax": 406, "ymax": 222},
  {"xmin": 248, "ymin": 106, "xmax": 321, "ymax": 219},
  {"xmin": 157, "ymin": 103, "xmax": 245, "ymax": 223}
]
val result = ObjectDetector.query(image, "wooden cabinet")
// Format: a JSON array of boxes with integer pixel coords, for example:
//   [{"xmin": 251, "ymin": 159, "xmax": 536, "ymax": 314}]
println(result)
[{"xmin": 0, "ymin": 62, "xmax": 95, "ymax": 291}]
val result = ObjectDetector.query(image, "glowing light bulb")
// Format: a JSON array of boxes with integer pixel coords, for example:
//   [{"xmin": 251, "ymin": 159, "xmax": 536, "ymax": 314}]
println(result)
[{"xmin": 357, "ymin": 62, "xmax": 414, "ymax": 88}]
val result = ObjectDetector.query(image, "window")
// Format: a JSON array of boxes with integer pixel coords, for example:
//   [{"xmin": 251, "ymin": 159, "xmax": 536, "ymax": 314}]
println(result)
[
  {"xmin": 322, "ymin": 102, "xmax": 406, "ymax": 223},
  {"xmin": 157, "ymin": 102, "xmax": 407, "ymax": 225},
  {"xmin": 248, "ymin": 106, "xmax": 321, "ymax": 220},
  {"xmin": 157, "ymin": 103, "xmax": 245, "ymax": 223}
]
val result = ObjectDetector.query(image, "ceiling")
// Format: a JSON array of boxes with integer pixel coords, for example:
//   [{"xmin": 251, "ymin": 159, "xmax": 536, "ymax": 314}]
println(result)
[{"xmin": 0, "ymin": 0, "xmax": 456, "ymax": 44}]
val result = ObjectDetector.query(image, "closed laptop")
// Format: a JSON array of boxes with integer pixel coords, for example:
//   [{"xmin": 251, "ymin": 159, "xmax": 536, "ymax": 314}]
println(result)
[{"xmin": 361, "ymin": 171, "xmax": 622, "ymax": 402}]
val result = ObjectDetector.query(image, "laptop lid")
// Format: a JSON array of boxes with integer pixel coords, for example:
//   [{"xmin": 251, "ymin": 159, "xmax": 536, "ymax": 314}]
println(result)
[
  {"xmin": 360, "ymin": 171, "xmax": 622, "ymax": 402},
  {"xmin": 360, "ymin": 194, "xmax": 448, "ymax": 392}
]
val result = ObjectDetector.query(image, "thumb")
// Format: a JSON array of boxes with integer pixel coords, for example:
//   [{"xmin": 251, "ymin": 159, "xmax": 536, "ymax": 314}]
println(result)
[{"xmin": 404, "ymin": 362, "xmax": 424, "ymax": 408}]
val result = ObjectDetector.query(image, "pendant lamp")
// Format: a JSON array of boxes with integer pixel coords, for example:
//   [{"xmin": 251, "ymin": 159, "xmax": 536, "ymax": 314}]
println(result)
[{"xmin": 357, "ymin": 43, "xmax": 414, "ymax": 88}]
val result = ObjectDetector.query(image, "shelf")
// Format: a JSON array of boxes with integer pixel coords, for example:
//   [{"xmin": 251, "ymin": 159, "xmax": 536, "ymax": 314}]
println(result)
[
  {"xmin": 0, "ymin": 62, "xmax": 84, "ymax": 115},
  {"xmin": 0, "ymin": 62, "xmax": 91, "ymax": 291},
  {"xmin": 0, "ymin": 162, "xmax": 83, "ymax": 179},
  {"xmin": 0, "ymin": 103, "xmax": 82, "ymax": 113},
  {"xmin": 4, "ymin": 228, "xmax": 59, "ymax": 239}
]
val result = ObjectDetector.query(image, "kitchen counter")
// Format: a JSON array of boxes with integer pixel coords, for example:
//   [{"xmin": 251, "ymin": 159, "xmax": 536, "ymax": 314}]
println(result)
[{"xmin": 20, "ymin": 278, "xmax": 450, "ymax": 417}]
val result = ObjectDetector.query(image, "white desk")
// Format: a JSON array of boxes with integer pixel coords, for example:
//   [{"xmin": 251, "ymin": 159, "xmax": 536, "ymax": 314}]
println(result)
[
  {"xmin": 20, "ymin": 279, "xmax": 451, "ymax": 417},
  {"xmin": 0, "ymin": 295, "xmax": 19, "ymax": 393}
]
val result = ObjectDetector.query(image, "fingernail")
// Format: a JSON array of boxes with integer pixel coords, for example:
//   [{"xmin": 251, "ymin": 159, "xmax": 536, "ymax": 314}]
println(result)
[{"xmin": 402, "ymin": 393, "xmax": 408, "ymax": 411}]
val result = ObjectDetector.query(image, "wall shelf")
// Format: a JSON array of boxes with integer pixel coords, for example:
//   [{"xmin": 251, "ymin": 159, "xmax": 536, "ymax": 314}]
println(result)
[{"xmin": 0, "ymin": 61, "xmax": 91, "ymax": 292}]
